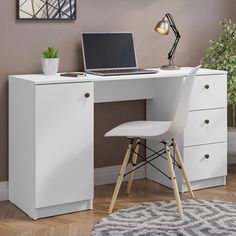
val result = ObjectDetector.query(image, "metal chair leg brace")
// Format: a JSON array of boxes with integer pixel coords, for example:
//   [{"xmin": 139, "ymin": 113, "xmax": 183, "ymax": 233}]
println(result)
[{"xmin": 123, "ymin": 139, "xmax": 182, "ymax": 181}]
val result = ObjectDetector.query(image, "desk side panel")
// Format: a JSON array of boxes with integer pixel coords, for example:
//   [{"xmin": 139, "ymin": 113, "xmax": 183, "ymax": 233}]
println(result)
[{"xmin": 9, "ymin": 76, "xmax": 36, "ymax": 217}]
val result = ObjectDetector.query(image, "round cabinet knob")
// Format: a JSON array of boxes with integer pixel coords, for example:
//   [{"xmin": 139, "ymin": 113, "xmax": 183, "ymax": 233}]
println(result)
[
  {"xmin": 204, "ymin": 84, "xmax": 210, "ymax": 89},
  {"xmin": 85, "ymin": 92, "xmax": 90, "ymax": 98},
  {"xmin": 205, "ymin": 154, "xmax": 210, "ymax": 159},
  {"xmin": 204, "ymin": 119, "xmax": 210, "ymax": 124}
]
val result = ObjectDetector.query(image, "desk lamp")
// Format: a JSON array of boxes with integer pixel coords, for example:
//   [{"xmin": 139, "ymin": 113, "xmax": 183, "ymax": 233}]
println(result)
[{"xmin": 154, "ymin": 13, "xmax": 181, "ymax": 70}]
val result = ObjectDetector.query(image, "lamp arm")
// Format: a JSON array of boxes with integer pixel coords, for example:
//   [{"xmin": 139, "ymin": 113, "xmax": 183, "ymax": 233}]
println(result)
[
  {"xmin": 165, "ymin": 13, "xmax": 181, "ymax": 62},
  {"xmin": 165, "ymin": 13, "xmax": 180, "ymax": 38},
  {"xmin": 167, "ymin": 37, "xmax": 180, "ymax": 61}
]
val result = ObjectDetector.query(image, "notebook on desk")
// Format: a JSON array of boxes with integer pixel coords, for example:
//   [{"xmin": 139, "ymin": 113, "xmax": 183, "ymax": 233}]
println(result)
[{"xmin": 81, "ymin": 32, "xmax": 158, "ymax": 76}]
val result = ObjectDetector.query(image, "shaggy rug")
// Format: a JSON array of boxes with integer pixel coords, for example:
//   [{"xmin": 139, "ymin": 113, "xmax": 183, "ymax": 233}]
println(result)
[{"xmin": 91, "ymin": 199, "xmax": 236, "ymax": 236}]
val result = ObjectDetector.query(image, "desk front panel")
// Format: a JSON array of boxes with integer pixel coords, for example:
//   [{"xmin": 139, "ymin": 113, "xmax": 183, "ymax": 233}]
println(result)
[{"xmin": 94, "ymin": 79, "xmax": 156, "ymax": 103}]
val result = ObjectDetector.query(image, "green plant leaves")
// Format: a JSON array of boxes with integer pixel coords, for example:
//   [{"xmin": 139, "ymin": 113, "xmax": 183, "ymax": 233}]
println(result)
[
  {"xmin": 43, "ymin": 47, "xmax": 59, "ymax": 59},
  {"xmin": 201, "ymin": 19, "xmax": 236, "ymax": 106}
]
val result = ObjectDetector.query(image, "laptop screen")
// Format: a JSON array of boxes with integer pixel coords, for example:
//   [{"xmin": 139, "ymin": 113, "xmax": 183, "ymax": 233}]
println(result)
[{"xmin": 81, "ymin": 33, "xmax": 137, "ymax": 70}]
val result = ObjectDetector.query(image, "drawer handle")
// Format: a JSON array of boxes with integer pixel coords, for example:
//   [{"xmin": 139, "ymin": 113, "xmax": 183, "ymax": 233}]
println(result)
[
  {"xmin": 205, "ymin": 154, "xmax": 210, "ymax": 159},
  {"xmin": 85, "ymin": 92, "xmax": 90, "ymax": 98},
  {"xmin": 204, "ymin": 119, "xmax": 210, "ymax": 124},
  {"xmin": 204, "ymin": 84, "xmax": 210, "ymax": 89}
]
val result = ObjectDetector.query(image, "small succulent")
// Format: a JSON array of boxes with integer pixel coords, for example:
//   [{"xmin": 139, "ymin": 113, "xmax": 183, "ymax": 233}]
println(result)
[{"xmin": 43, "ymin": 47, "xmax": 59, "ymax": 58}]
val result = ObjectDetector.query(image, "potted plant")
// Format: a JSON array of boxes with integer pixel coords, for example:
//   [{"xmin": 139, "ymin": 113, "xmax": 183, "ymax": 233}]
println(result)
[
  {"xmin": 41, "ymin": 47, "xmax": 59, "ymax": 75},
  {"xmin": 201, "ymin": 19, "xmax": 236, "ymax": 162}
]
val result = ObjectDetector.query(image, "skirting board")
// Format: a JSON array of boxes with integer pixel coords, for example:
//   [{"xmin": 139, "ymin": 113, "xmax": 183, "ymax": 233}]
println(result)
[
  {"xmin": 0, "ymin": 182, "xmax": 8, "ymax": 201},
  {"xmin": 0, "ymin": 164, "xmax": 145, "ymax": 201},
  {"xmin": 228, "ymin": 155, "xmax": 236, "ymax": 164},
  {"xmin": 94, "ymin": 164, "xmax": 146, "ymax": 186}
]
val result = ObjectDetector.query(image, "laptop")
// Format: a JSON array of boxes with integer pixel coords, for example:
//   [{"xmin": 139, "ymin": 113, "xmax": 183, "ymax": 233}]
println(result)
[{"xmin": 81, "ymin": 32, "xmax": 158, "ymax": 76}]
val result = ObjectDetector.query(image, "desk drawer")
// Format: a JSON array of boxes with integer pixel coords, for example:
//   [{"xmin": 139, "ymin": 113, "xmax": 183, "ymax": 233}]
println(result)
[
  {"xmin": 189, "ymin": 75, "xmax": 227, "ymax": 111},
  {"xmin": 184, "ymin": 108, "xmax": 227, "ymax": 147},
  {"xmin": 183, "ymin": 142, "xmax": 227, "ymax": 182}
]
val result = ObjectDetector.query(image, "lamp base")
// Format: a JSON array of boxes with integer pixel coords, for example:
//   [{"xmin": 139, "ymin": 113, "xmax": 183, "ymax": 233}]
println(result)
[{"xmin": 160, "ymin": 64, "xmax": 180, "ymax": 70}]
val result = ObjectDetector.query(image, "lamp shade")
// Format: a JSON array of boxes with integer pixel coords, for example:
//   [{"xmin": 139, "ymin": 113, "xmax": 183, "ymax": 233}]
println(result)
[{"xmin": 154, "ymin": 19, "xmax": 169, "ymax": 35}]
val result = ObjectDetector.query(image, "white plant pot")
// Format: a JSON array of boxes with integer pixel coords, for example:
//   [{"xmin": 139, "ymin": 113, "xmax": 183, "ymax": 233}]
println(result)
[
  {"xmin": 41, "ymin": 58, "xmax": 59, "ymax": 75},
  {"xmin": 228, "ymin": 127, "xmax": 236, "ymax": 164}
]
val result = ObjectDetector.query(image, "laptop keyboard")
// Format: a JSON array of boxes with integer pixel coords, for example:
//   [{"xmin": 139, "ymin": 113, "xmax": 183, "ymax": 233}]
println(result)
[{"xmin": 88, "ymin": 68, "xmax": 158, "ymax": 76}]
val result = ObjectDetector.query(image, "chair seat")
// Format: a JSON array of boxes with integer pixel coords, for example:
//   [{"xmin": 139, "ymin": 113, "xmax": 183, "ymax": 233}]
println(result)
[{"xmin": 105, "ymin": 120, "xmax": 171, "ymax": 139}]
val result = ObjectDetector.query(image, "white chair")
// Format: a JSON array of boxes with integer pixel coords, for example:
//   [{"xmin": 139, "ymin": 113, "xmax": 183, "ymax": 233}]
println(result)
[{"xmin": 105, "ymin": 65, "xmax": 201, "ymax": 218}]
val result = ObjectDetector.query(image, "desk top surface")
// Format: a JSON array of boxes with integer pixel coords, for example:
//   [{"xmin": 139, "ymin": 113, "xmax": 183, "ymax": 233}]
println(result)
[{"xmin": 9, "ymin": 67, "xmax": 227, "ymax": 85}]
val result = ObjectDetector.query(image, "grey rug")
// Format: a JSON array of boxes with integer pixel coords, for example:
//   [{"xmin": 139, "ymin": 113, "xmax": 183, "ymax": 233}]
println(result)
[{"xmin": 91, "ymin": 199, "xmax": 236, "ymax": 236}]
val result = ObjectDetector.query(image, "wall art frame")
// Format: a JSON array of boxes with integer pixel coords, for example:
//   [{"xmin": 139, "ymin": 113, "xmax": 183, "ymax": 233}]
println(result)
[{"xmin": 17, "ymin": 0, "xmax": 76, "ymax": 20}]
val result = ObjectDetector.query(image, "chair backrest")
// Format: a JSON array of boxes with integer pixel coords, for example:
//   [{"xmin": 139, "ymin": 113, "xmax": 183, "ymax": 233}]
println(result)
[{"xmin": 165, "ymin": 65, "xmax": 201, "ymax": 139}]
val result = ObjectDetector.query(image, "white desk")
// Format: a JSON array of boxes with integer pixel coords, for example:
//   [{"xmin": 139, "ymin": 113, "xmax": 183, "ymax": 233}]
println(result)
[{"xmin": 9, "ymin": 67, "xmax": 227, "ymax": 219}]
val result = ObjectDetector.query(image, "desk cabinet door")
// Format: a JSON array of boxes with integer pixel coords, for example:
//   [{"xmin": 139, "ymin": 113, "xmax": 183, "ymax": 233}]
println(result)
[{"xmin": 35, "ymin": 82, "xmax": 94, "ymax": 208}]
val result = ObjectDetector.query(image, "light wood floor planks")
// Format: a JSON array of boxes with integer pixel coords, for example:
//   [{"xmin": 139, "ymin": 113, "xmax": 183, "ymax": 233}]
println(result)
[{"xmin": 0, "ymin": 165, "xmax": 235, "ymax": 236}]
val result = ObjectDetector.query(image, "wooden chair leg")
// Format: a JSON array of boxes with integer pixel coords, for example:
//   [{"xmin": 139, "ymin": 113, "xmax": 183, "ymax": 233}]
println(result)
[
  {"xmin": 165, "ymin": 144, "xmax": 183, "ymax": 219},
  {"xmin": 126, "ymin": 139, "xmax": 140, "ymax": 194},
  {"xmin": 108, "ymin": 141, "xmax": 133, "ymax": 214},
  {"xmin": 172, "ymin": 139, "xmax": 195, "ymax": 199}
]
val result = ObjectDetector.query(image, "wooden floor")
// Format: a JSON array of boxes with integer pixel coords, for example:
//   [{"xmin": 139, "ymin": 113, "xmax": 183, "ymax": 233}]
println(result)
[{"xmin": 0, "ymin": 165, "xmax": 235, "ymax": 236}]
